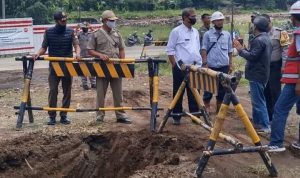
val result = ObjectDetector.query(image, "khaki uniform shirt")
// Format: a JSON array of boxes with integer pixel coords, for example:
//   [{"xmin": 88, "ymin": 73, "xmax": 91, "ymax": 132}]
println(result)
[
  {"xmin": 87, "ymin": 28, "xmax": 125, "ymax": 58},
  {"xmin": 268, "ymin": 27, "xmax": 289, "ymax": 62},
  {"xmin": 78, "ymin": 31, "xmax": 92, "ymax": 57},
  {"xmin": 199, "ymin": 25, "xmax": 210, "ymax": 48}
]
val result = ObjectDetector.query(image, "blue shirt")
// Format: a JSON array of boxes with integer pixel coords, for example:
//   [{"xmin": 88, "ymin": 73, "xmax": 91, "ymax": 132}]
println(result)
[
  {"xmin": 202, "ymin": 28, "xmax": 233, "ymax": 68},
  {"xmin": 166, "ymin": 24, "xmax": 202, "ymax": 67}
]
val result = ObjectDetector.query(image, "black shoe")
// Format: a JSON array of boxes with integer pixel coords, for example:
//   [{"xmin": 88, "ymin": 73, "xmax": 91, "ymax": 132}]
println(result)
[
  {"xmin": 117, "ymin": 117, "xmax": 132, "ymax": 124},
  {"xmin": 82, "ymin": 85, "xmax": 89, "ymax": 90},
  {"xmin": 60, "ymin": 116, "xmax": 71, "ymax": 125},
  {"xmin": 91, "ymin": 84, "xmax": 96, "ymax": 89},
  {"xmin": 47, "ymin": 117, "xmax": 56, "ymax": 125},
  {"xmin": 172, "ymin": 118, "xmax": 181, "ymax": 125}
]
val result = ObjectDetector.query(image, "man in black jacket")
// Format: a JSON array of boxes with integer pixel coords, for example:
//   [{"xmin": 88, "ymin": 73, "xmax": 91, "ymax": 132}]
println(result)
[
  {"xmin": 234, "ymin": 16, "xmax": 272, "ymax": 133},
  {"xmin": 33, "ymin": 11, "xmax": 81, "ymax": 125}
]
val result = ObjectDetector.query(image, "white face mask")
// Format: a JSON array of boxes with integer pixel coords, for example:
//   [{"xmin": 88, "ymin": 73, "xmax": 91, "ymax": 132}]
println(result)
[{"xmin": 106, "ymin": 21, "xmax": 116, "ymax": 29}]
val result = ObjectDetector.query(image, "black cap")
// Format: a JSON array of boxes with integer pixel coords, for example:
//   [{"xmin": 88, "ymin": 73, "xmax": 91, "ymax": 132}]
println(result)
[{"xmin": 53, "ymin": 11, "xmax": 67, "ymax": 21}]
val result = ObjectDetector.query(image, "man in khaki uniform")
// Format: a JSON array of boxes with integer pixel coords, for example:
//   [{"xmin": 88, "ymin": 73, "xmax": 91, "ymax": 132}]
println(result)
[
  {"xmin": 262, "ymin": 14, "xmax": 289, "ymax": 121},
  {"xmin": 198, "ymin": 13, "xmax": 210, "ymax": 48},
  {"xmin": 88, "ymin": 10, "xmax": 131, "ymax": 124}
]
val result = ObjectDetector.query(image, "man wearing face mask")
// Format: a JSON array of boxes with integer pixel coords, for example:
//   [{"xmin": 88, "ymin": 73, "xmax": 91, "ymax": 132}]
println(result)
[
  {"xmin": 33, "ymin": 11, "xmax": 81, "ymax": 125},
  {"xmin": 166, "ymin": 8, "xmax": 202, "ymax": 125},
  {"xmin": 88, "ymin": 10, "xmax": 131, "ymax": 124},
  {"xmin": 201, "ymin": 11, "xmax": 233, "ymax": 113},
  {"xmin": 78, "ymin": 21, "xmax": 96, "ymax": 90}
]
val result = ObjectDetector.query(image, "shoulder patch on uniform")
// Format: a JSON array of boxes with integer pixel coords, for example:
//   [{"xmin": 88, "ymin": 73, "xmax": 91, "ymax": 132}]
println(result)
[{"xmin": 280, "ymin": 30, "xmax": 290, "ymax": 46}]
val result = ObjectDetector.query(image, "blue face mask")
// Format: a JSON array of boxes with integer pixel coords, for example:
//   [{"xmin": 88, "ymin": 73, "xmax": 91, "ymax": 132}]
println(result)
[{"xmin": 106, "ymin": 21, "xmax": 116, "ymax": 29}]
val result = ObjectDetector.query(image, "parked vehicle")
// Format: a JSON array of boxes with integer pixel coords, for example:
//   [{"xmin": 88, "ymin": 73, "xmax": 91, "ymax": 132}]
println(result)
[{"xmin": 125, "ymin": 31, "xmax": 140, "ymax": 47}]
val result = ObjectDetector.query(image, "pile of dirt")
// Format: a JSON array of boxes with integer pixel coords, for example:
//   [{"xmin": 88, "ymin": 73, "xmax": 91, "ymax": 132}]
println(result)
[{"xmin": 0, "ymin": 130, "xmax": 205, "ymax": 178}]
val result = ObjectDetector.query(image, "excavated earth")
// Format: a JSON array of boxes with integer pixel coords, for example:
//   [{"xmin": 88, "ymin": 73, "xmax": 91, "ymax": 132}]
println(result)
[{"xmin": 0, "ymin": 69, "xmax": 299, "ymax": 178}]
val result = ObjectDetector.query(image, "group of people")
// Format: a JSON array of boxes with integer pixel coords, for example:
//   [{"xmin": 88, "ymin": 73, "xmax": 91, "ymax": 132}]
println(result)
[
  {"xmin": 33, "ymin": 10, "xmax": 132, "ymax": 126},
  {"xmin": 167, "ymin": 3, "xmax": 300, "ymax": 153},
  {"xmin": 32, "ymin": 3, "xmax": 300, "ymax": 153}
]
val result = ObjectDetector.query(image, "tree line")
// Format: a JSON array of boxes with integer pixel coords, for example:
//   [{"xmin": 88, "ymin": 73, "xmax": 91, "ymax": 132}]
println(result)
[{"xmin": 0, "ymin": 0, "xmax": 297, "ymax": 24}]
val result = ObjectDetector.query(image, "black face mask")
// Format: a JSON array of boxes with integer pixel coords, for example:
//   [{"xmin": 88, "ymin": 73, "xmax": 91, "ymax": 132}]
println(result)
[
  {"xmin": 189, "ymin": 17, "xmax": 197, "ymax": 25},
  {"xmin": 55, "ymin": 24, "xmax": 66, "ymax": 33},
  {"xmin": 214, "ymin": 25, "xmax": 223, "ymax": 30},
  {"xmin": 82, "ymin": 28, "xmax": 88, "ymax": 33}
]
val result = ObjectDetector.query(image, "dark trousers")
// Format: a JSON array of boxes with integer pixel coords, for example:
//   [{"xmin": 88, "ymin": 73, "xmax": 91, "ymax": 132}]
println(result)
[
  {"xmin": 48, "ymin": 73, "xmax": 72, "ymax": 118},
  {"xmin": 264, "ymin": 60, "xmax": 282, "ymax": 121},
  {"xmin": 297, "ymin": 99, "xmax": 300, "ymax": 115},
  {"xmin": 203, "ymin": 66, "xmax": 229, "ymax": 102},
  {"xmin": 172, "ymin": 65, "xmax": 199, "ymax": 120}
]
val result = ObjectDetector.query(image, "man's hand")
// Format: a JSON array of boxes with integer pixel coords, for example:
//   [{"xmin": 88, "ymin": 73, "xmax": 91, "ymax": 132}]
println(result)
[
  {"xmin": 171, "ymin": 61, "xmax": 176, "ymax": 67},
  {"xmin": 233, "ymin": 40, "xmax": 244, "ymax": 52},
  {"xmin": 99, "ymin": 53, "xmax": 109, "ymax": 61},
  {"xmin": 31, "ymin": 54, "xmax": 39, "ymax": 61},
  {"xmin": 202, "ymin": 61, "xmax": 208, "ymax": 68},
  {"xmin": 75, "ymin": 53, "xmax": 82, "ymax": 60},
  {"xmin": 296, "ymin": 82, "xmax": 300, "ymax": 96}
]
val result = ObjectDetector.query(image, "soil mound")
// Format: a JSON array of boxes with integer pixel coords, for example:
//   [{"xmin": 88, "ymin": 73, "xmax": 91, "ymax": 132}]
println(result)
[{"xmin": 0, "ymin": 130, "xmax": 205, "ymax": 178}]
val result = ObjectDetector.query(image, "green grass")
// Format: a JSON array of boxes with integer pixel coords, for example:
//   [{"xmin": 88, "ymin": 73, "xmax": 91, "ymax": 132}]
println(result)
[
  {"xmin": 68, "ymin": 9, "xmax": 214, "ymax": 20},
  {"xmin": 118, "ymin": 24, "xmax": 173, "ymax": 41}
]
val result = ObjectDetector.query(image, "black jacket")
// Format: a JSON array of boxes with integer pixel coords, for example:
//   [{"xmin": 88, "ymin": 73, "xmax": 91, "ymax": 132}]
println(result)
[
  {"xmin": 239, "ymin": 32, "xmax": 272, "ymax": 84},
  {"xmin": 46, "ymin": 26, "xmax": 73, "ymax": 57}
]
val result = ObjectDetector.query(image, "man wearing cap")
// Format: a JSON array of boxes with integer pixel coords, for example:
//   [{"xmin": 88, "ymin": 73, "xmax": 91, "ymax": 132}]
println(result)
[
  {"xmin": 201, "ymin": 11, "xmax": 233, "ymax": 113},
  {"xmin": 88, "ymin": 10, "xmax": 131, "ymax": 124},
  {"xmin": 33, "ymin": 11, "xmax": 81, "ymax": 125},
  {"xmin": 78, "ymin": 21, "xmax": 96, "ymax": 90},
  {"xmin": 166, "ymin": 8, "xmax": 202, "ymax": 125}
]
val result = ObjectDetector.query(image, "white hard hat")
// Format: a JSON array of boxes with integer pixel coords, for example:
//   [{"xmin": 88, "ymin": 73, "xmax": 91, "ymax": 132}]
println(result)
[
  {"xmin": 289, "ymin": 1, "xmax": 300, "ymax": 14},
  {"xmin": 211, "ymin": 11, "xmax": 225, "ymax": 21}
]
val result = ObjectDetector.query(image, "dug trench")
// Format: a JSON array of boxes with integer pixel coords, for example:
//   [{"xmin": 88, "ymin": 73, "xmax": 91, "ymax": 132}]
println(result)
[
  {"xmin": 1, "ymin": 69, "xmax": 300, "ymax": 178},
  {"xmin": 0, "ymin": 130, "xmax": 206, "ymax": 178}
]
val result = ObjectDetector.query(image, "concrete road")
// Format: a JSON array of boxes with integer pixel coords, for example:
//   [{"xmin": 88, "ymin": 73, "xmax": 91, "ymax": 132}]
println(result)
[{"xmin": 0, "ymin": 46, "xmax": 166, "ymax": 71}]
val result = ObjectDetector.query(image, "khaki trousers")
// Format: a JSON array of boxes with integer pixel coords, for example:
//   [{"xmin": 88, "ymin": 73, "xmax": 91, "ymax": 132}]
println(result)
[{"xmin": 96, "ymin": 77, "xmax": 126, "ymax": 119}]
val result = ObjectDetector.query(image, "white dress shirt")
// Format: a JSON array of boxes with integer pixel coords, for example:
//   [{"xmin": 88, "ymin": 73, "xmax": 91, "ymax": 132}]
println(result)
[{"xmin": 166, "ymin": 24, "xmax": 202, "ymax": 67}]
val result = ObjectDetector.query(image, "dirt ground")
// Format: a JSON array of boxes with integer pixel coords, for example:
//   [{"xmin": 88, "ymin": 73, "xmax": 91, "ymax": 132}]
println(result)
[{"xmin": 0, "ymin": 68, "xmax": 299, "ymax": 178}]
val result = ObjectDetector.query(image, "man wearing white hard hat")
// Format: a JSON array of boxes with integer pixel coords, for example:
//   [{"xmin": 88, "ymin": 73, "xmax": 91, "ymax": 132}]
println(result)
[
  {"xmin": 267, "ymin": 1, "xmax": 300, "ymax": 152},
  {"xmin": 201, "ymin": 11, "xmax": 233, "ymax": 113}
]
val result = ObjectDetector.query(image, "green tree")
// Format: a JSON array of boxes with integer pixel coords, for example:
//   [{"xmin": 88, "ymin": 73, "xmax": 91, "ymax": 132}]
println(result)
[{"xmin": 26, "ymin": 2, "xmax": 50, "ymax": 24}]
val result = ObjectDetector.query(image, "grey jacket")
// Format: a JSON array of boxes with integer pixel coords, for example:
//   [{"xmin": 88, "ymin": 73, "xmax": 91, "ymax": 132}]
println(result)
[{"xmin": 239, "ymin": 32, "xmax": 272, "ymax": 84}]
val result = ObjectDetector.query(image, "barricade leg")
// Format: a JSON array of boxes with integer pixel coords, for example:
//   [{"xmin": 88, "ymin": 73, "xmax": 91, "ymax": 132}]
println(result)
[
  {"xmin": 149, "ymin": 62, "xmax": 160, "ymax": 132},
  {"xmin": 233, "ymin": 94, "xmax": 277, "ymax": 177},
  {"xmin": 22, "ymin": 60, "xmax": 34, "ymax": 123},
  {"xmin": 16, "ymin": 60, "xmax": 35, "ymax": 129},
  {"xmin": 196, "ymin": 91, "xmax": 278, "ymax": 177},
  {"xmin": 189, "ymin": 87, "xmax": 212, "ymax": 127},
  {"xmin": 157, "ymin": 79, "xmax": 187, "ymax": 133}
]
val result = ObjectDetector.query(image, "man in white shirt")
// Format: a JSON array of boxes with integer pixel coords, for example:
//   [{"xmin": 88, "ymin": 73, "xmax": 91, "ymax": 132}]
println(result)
[{"xmin": 166, "ymin": 8, "xmax": 202, "ymax": 125}]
